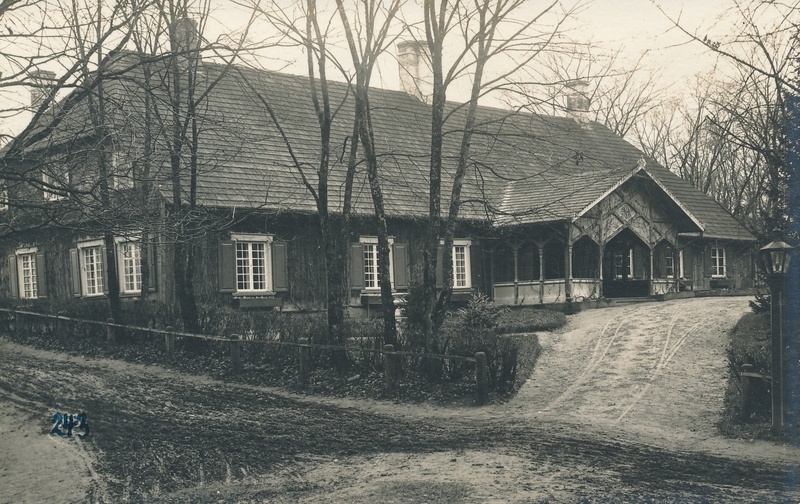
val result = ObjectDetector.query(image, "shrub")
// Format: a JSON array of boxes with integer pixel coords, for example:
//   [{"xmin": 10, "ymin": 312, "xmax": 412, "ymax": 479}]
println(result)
[
  {"xmin": 749, "ymin": 291, "xmax": 771, "ymax": 315},
  {"xmin": 725, "ymin": 312, "xmax": 771, "ymax": 422},
  {"xmin": 496, "ymin": 307, "xmax": 567, "ymax": 334}
]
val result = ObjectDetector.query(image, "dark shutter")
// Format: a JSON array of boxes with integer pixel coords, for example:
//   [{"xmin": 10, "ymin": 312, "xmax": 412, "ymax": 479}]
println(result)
[
  {"xmin": 147, "ymin": 242, "xmax": 157, "ymax": 292},
  {"xmin": 470, "ymin": 243, "xmax": 482, "ymax": 291},
  {"xmin": 218, "ymin": 240, "xmax": 235, "ymax": 293},
  {"xmin": 35, "ymin": 252, "xmax": 47, "ymax": 298},
  {"xmin": 7, "ymin": 255, "xmax": 18, "ymax": 298},
  {"xmin": 101, "ymin": 245, "xmax": 109, "ymax": 296},
  {"xmin": 393, "ymin": 243, "xmax": 408, "ymax": 290},
  {"xmin": 349, "ymin": 243, "xmax": 365, "ymax": 290},
  {"xmin": 435, "ymin": 245, "xmax": 444, "ymax": 288},
  {"xmin": 69, "ymin": 248, "xmax": 81, "ymax": 297},
  {"xmin": 704, "ymin": 245, "xmax": 713, "ymax": 277},
  {"xmin": 272, "ymin": 240, "xmax": 289, "ymax": 292}
]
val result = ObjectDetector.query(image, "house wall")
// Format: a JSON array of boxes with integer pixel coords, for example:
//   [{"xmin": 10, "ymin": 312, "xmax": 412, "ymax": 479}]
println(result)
[{"xmin": 678, "ymin": 238, "xmax": 755, "ymax": 291}]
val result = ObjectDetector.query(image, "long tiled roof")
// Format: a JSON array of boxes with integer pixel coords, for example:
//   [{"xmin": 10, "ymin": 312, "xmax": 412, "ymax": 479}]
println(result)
[{"xmin": 15, "ymin": 52, "xmax": 754, "ymax": 241}]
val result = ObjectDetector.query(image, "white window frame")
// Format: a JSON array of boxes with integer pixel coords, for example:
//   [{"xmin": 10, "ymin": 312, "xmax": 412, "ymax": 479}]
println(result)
[
  {"xmin": 112, "ymin": 151, "xmax": 135, "ymax": 190},
  {"xmin": 442, "ymin": 239, "xmax": 472, "ymax": 289},
  {"xmin": 711, "ymin": 247, "xmax": 726, "ymax": 278},
  {"xmin": 77, "ymin": 239, "xmax": 105, "ymax": 297},
  {"xmin": 15, "ymin": 247, "xmax": 38, "ymax": 299},
  {"xmin": 115, "ymin": 236, "xmax": 142, "ymax": 294},
  {"xmin": 231, "ymin": 233, "xmax": 273, "ymax": 294},
  {"xmin": 42, "ymin": 169, "xmax": 69, "ymax": 201},
  {"xmin": 0, "ymin": 182, "xmax": 8, "ymax": 211},
  {"xmin": 360, "ymin": 236, "xmax": 394, "ymax": 290}
]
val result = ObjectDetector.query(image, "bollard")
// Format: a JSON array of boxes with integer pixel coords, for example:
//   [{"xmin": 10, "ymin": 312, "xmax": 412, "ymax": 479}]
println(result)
[
  {"xmin": 106, "ymin": 318, "xmax": 115, "ymax": 348},
  {"xmin": 475, "ymin": 352, "xmax": 489, "ymax": 406},
  {"xmin": 165, "ymin": 326, "xmax": 176, "ymax": 356},
  {"xmin": 56, "ymin": 312, "xmax": 66, "ymax": 338},
  {"xmin": 384, "ymin": 344, "xmax": 400, "ymax": 394},
  {"xmin": 740, "ymin": 363, "xmax": 758, "ymax": 419},
  {"xmin": 298, "ymin": 344, "xmax": 311, "ymax": 385},
  {"xmin": 229, "ymin": 335, "xmax": 242, "ymax": 374}
]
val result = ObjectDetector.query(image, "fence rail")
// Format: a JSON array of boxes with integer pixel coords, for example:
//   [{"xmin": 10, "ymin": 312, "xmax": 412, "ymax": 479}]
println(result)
[{"xmin": 0, "ymin": 307, "xmax": 489, "ymax": 404}]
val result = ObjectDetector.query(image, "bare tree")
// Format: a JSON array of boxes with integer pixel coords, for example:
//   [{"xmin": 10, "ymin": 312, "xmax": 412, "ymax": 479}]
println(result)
[
  {"xmin": 657, "ymin": 0, "xmax": 798, "ymax": 240},
  {"xmin": 410, "ymin": 0, "xmax": 564, "ymax": 354}
]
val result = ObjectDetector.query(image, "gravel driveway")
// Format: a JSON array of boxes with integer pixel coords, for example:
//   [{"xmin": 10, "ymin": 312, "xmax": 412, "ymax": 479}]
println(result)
[{"xmin": 2, "ymin": 296, "xmax": 798, "ymax": 503}]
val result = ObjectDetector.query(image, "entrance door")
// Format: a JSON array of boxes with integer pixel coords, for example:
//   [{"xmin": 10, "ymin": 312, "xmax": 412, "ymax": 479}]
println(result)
[{"xmin": 603, "ymin": 228, "xmax": 650, "ymax": 297}]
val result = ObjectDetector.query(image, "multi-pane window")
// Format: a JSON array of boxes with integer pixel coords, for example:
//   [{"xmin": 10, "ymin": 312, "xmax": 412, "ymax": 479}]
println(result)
[
  {"xmin": 81, "ymin": 245, "xmax": 104, "ymax": 296},
  {"xmin": 452, "ymin": 240, "xmax": 471, "ymax": 289},
  {"xmin": 363, "ymin": 243, "xmax": 379, "ymax": 289},
  {"xmin": 711, "ymin": 247, "xmax": 726, "ymax": 277},
  {"xmin": 42, "ymin": 166, "xmax": 69, "ymax": 201},
  {"xmin": 118, "ymin": 240, "xmax": 142, "ymax": 293},
  {"xmin": 112, "ymin": 152, "xmax": 135, "ymax": 190},
  {"xmin": 360, "ymin": 237, "xmax": 393, "ymax": 290},
  {"xmin": 18, "ymin": 252, "xmax": 38, "ymax": 299},
  {"xmin": 236, "ymin": 241, "xmax": 268, "ymax": 292}
]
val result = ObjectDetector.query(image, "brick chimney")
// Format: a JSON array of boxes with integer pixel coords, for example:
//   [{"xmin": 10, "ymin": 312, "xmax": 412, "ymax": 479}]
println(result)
[
  {"xmin": 170, "ymin": 17, "xmax": 201, "ymax": 65},
  {"xmin": 565, "ymin": 79, "xmax": 590, "ymax": 125},
  {"xmin": 397, "ymin": 41, "xmax": 432, "ymax": 104},
  {"xmin": 29, "ymin": 69, "xmax": 56, "ymax": 109}
]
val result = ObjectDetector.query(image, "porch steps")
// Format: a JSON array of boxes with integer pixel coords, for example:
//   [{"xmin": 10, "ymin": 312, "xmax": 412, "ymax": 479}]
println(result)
[{"xmin": 606, "ymin": 297, "xmax": 655, "ymax": 306}]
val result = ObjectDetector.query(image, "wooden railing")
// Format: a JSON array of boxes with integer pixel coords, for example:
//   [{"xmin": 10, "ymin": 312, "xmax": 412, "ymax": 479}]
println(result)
[{"xmin": 0, "ymin": 307, "xmax": 490, "ymax": 405}]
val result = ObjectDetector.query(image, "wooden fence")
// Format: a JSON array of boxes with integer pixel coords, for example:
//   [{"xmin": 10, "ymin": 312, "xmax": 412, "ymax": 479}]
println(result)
[{"xmin": 0, "ymin": 307, "xmax": 490, "ymax": 405}]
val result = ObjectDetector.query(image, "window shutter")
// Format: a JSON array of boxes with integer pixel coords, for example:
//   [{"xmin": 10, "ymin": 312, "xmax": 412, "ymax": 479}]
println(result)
[
  {"xmin": 69, "ymin": 248, "xmax": 81, "ymax": 297},
  {"xmin": 147, "ymin": 242, "xmax": 157, "ymax": 292},
  {"xmin": 349, "ymin": 243, "xmax": 365, "ymax": 290},
  {"xmin": 7, "ymin": 255, "xmax": 18, "ymax": 298},
  {"xmin": 35, "ymin": 251, "xmax": 47, "ymax": 298},
  {"xmin": 101, "ymin": 245, "xmax": 109, "ymax": 296},
  {"xmin": 470, "ymin": 243, "xmax": 482, "ymax": 290},
  {"xmin": 704, "ymin": 246, "xmax": 713, "ymax": 277},
  {"xmin": 435, "ymin": 245, "xmax": 444, "ymax": 288},
  {"xmin": 272, "ymin": 240, "xmax": 289, "ymax": 292},
  {"xmin": 393, "ymin": 243, "xmax": 408, "ymax": 290},
  {"xmin": 218, "ymin": 240, "xmax": 235, "ymax": 293}
]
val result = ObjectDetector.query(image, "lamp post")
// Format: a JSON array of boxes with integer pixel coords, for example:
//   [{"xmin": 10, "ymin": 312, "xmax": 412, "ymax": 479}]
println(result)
[{"xmin": 759, "ymin": 241, "xmax": 794, "ymax": 431}]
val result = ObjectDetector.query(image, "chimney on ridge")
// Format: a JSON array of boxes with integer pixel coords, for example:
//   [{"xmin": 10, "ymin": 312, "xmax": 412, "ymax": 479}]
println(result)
[
  {"xmin": 29, "ymin": 69, "xmax": 57, "ymax": 109},
  {"xmin": 397, "ymin": 40, "xmax": 432, "ymax": 104},
  {"xmin": 170, "ymin": 17, "xmax": 201, "ymax": 65},
  {"xmin": 565, "ymin": 79, "xmax": 590, "ymax": 125}
]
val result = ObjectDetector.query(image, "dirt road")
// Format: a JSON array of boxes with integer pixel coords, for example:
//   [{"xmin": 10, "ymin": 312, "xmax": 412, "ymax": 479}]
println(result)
[{"xmin": 1, "ymin": 296, "xmax": 798, "ymax": 502}]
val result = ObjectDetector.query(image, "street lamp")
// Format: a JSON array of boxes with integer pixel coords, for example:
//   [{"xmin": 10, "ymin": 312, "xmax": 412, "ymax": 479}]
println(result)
[{"xmin": 759, "ymin": 241, "xmax": 794, "ymax": 432}]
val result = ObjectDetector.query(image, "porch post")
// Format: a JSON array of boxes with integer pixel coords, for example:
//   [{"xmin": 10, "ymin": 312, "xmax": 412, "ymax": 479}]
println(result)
[
  {"xmin": 649, "ymin": 245, "xmax": 655, "ymax": 296},
  {"xmin": 565, "ymin": 223, "xmax": 573, "ymax": 302},
  {"xmin": 673, "ymin": 248, "xmax": 681, "ymax": 293},
  {"xmin": 538, "ymin": 245, "xmax": 545, "ymax": 304},
  {"xmin": 513, "ymin": 245, "xmax": 519, "ymax": 305},
  {"xmin": 598, "ymin": 245, "xmax": 604, "ymax": 299}
]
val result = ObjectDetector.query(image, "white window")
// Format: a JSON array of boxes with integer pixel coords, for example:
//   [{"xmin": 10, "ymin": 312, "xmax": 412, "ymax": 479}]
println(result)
[
  {"xmin": 360, "ymin": 236, "xmax": 394, "ymax": 290},
  {"xmin": 112, "ymin": 152, "xmax": 134, "ymax": 190},
  {"xmin": 78, "ymin": 240, "xmax": 105, "ymax": 296},
  {"xmin": 232, "ymin": 234, "xmax": 272, "ymax": 293},
  {"xmin": 15, "ymin": 247, "xmax": 38, "ymax": 299},
  {"xmin": 0, "ymin": 182, "xmax": 8, "ymax": 211},
  {"xmin": 42, "ymin": 167, "xmax": 69, "ymax": 201},
  {"xmin": 666, "ymin": 249, "xmax": 685, "ymax": 279},
  {"xmin": 116, "ymin": 238, "xmax": 142, "ymax": 294},
  {"xmin": 452, "ymin": 239, "xmax": 472, "ymax": 289},
  {"xmin": 711, "ymin": 247, "xmax": 726, "ymax": 277}
]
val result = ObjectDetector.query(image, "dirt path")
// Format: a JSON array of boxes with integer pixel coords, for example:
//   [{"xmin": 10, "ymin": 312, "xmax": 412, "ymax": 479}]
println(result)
[{"xmin": 1, "ymin": 296, "xmax": 798, "ymax": 503}]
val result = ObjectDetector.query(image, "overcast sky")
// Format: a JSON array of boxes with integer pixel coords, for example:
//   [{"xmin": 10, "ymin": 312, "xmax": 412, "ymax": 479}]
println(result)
[{"xmin": 0, "ymin": 0, "xmax": 744, "ymax": 140}]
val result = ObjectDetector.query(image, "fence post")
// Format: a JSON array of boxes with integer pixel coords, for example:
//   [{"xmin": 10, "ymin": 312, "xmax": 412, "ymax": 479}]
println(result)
[
  {"xmin": 384, "ymin": 344, "xmax": 400, "ymax": 394},
  {"xmin": 230, "ymin": 335, "xmax": 242, "ymax": 373},
  {"xmin": 298, "ymin": 344, "xmax": 311, "ymax": 385},
  {"xmin": 106, "ymin": 318, "xmax": 115, "ymax": 348},
  {"xmin": 165, "ymin": 326, "xmax": 176, "ymax": 356},
  {"xmin": 13, "ymin": 308, "xmax": 21, "ymax": 337},
  {"xmin": 740, "ymin": 363, "xmax": 757, "ymax": 419},
  {"xmin": 56, "ymin": 311, "xmax": 66, "ymax": 338},
  {"xmin": 475, "ymin": 352, "xmax": 489, "ymax": 406}
]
